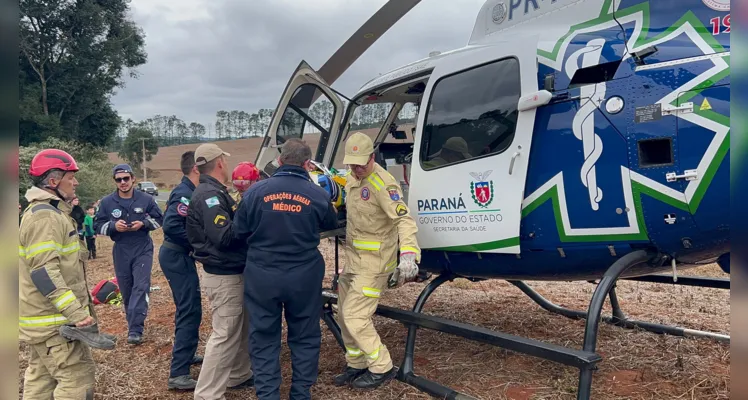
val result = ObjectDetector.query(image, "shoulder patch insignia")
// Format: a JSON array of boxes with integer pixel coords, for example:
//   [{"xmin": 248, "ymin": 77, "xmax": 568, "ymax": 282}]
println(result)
[
  {"xmin": 205, "ymin": 196, "xmax": 220, "ymax": 208},
  {"xmin": 361, "ymin": 187, "xmax": 370, "ymax": 201},
  {"xmin": 386, "ymin": 185, "xmax": 401, "ymax": 201},
  {"xmin": 177, "ymin": 203, "xmax": 189, "ymax": 217},
  {"xmin": 180, "ymin": 197, "xmax": 190, "ymax": 205},
  {"xmin": 214, "ymin": 214, "xmax": 227, "ymax": 226},
  {"xmin": 395, "ymin": 204, "xmax": 408, "ymax": 216}
]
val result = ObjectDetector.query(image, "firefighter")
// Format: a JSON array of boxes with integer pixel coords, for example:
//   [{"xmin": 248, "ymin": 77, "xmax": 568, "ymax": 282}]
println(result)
[
  {"xmin": 333, "ymin": 132, "xmax": 421, "ymax": 389},
  {"xmin": 19, "ymin": 149, "xmax": 115, "ymax": 399},
  {"xmin": 159, "ymin": 151, "xmax": 204, "ymax": 390},
  {"xmin": 94, "ymin": 164, "xmax": 164, "ymax": 345},
  {"xmin": 185, "ymin": 143, "xmax": 254, "ymax": 399},
  {"xmin": 229, "ymin": 161, "xmax": 260, "ymax": 204},
  {"xmin": 234, "ymin": 138, "xmax": 339, "ymax": 400}
]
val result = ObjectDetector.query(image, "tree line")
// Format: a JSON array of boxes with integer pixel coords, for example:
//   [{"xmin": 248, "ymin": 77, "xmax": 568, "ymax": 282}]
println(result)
[
  {"xmin": 18, "ymin": 0, "xmax": 419, "ymax": 207},
  {"xmin": 19, "ymin": 0, "xmax": 148, "ymax": 206},
  {"xmin": 111, "ymin": 100, "xmax": 419, "ymax": 150}
]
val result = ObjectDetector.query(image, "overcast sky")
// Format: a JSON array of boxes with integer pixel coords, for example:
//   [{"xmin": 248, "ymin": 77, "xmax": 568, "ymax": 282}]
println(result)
[{"xmin": 109, "ymin": 0, "xmax": 486, "ymax": 134}]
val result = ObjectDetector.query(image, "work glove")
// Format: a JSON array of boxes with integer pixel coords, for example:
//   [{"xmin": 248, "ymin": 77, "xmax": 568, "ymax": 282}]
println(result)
[{"xmin": 388, "ymin": 252, "xmax": 418, "ymax": 288}]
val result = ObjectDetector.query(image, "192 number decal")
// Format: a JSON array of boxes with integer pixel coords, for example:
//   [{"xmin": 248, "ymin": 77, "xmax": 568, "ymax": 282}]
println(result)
[{"xmin": 710, "ymin": 14, "xmax": 730, "ymax": 35}]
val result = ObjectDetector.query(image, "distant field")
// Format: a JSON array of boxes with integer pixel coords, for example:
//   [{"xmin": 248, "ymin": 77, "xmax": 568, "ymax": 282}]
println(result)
[{"xmin": 108, "ymin": 125, "xmax": 415, "ymax": 189}]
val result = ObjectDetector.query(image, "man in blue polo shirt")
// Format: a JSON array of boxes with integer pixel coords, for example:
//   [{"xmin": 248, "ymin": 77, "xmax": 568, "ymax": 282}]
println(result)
[{"xmin": 94, "ymin": 164, "xmax": 163, "ymax": 345}]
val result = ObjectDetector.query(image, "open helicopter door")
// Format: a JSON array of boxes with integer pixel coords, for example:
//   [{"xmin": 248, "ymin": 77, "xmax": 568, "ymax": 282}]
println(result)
[
  {"xmin": 407, "ymin": 37, "xmax": 548, "ymax": 254},
  {"xmin": 254, "ymin": 60, "xmax": 344, "ymax": 177}
]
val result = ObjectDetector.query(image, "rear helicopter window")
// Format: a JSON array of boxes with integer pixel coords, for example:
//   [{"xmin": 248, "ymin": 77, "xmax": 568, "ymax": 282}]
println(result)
[{"xmin": 420, "ymin": 57, "xmax": 520, "ymax": 170}]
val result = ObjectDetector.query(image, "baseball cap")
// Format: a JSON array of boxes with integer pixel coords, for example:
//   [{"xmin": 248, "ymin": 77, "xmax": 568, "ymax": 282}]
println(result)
[
  {"xmin": 112, "ymin": 164, "xmax": 133, "ymax": 176},
  {"xmin": 343, "ymin": 132, "xmax": 374, "ymax": 165},
  {"xmin": 195, "ymin": 143, "xmax": 230, "ymax": 166}
]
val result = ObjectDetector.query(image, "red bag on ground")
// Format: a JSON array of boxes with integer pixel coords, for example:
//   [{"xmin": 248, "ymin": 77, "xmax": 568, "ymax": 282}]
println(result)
[{"xmin": 91, "ymin": 278, "xmax": 122, "ymax": 305}]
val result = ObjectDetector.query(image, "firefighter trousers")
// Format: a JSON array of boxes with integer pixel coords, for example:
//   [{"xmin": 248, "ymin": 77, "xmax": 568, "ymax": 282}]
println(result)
[
  {"xmin": 113, "ymin": 240, "xmax": 153, "ymax": 336},
  {"xmin": 22, "ymin": 334, "xmax": 95, "ymax": 400},
  {"xmin": 158, "ymin": 245, "xmax": 202, "ymax": 378},
  {"xmin": 336, "ymin": 273, "xmax": 393, "ymax": 374}
]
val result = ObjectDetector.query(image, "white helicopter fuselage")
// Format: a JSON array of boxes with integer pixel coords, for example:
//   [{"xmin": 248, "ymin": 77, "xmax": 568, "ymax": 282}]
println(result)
[{"xmin": 256, "ymin": 0, "xmax": 731, "ymax": 280}]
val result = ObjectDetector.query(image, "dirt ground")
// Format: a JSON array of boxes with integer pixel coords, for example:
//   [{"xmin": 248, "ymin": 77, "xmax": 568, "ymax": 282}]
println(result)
[{"xmin": 18, "ymin": 230, "xmax": 730, "ymax": 399}]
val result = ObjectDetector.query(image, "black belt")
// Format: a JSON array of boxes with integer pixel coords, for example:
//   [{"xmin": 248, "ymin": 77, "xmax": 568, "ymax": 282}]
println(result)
[{"xmin": 162, "ymin": 240, "xmax": 191, "ymax": 255}]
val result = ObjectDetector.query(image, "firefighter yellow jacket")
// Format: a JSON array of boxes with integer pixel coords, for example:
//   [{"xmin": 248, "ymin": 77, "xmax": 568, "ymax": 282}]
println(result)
[
  {"xmin": 344, "ymin": 163, "xmax": 420, "ymax": 277},
  {"xmin": 229, "ymin": 188, "xmax": 242, "ymax": 206},
  {"xmin": 19, "ymin": 187, "xmax": 92, "ymax": 345}
]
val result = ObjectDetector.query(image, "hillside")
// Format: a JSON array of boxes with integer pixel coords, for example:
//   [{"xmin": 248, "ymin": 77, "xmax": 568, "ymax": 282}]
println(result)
[{"xmin": 108, "ymin": 125, "xmax": 415, "ymax": 189}]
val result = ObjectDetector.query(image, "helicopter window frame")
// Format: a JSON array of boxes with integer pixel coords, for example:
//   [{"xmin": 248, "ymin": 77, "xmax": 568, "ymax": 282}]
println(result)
[
  {"xmin": 276, "ymin": 83, "xmax": 339, "ymax": 148},
  {"xmin": 418, "ymin": 56, "xmax": 522, "ymax": 172},
  {"xmin": 325, "ymin": 70, "xmax": 433, "ymax": 166}
]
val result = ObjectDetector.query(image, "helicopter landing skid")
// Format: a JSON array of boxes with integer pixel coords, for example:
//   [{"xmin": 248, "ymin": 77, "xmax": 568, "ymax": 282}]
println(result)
[
  {"xmin": 509, "ymin": 278, "xmax": 730, "ymax": 343},
  {"xmin": 320, "ymin": 247, "xmax": 699, "ymax": 399}
]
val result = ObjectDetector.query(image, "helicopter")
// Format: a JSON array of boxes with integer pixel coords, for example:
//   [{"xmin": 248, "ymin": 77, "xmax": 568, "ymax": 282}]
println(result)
[{"xmin": 252, "ymin": 0, "xmax": 730, "ymax": 398}]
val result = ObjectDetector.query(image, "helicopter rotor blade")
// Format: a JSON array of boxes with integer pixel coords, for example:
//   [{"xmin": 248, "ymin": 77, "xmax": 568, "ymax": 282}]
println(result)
[{"xmin": 316, "ymin": 0, "xmax": 423, "ymax": 86}]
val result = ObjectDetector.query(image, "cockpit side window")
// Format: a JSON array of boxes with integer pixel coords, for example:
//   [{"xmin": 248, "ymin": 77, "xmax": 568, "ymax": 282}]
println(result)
[
  {"xmin": 419, "ymin": 57, "xmax": 521, "ymax": 170},
  {"xmin": 276, "ymin": 83, "xmax": 337, "ymax": 154}
]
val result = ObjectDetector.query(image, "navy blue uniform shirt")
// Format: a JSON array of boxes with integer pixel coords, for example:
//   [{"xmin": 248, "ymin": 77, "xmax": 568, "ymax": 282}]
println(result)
[
  {"xmin": 94, "ymin": 189, "xmax": 164, "ymax": 243},
  {"xmin": 186, "ymin": 174, "xmax": 247, "ymax": 274},
  {"xmin": 234, "ymin": 164, "xmax": 339, "ymax": 267},
  {"xmin": 162, "ymin": 176, "xmax": 197, "ymax": 251}
]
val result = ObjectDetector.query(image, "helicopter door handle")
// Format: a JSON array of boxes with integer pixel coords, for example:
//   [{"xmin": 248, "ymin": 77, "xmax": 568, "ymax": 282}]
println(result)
[
  {"xmin": 665, "ymin": 169, "xmax": 698, "ymax": 182},
  {"xmin": 509, "ymin": 152, "xmax": 521, "ymax": 175}
]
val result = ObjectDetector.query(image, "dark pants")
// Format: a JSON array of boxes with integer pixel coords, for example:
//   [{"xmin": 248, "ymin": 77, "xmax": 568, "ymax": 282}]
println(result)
[
  {"xmin": 244, "ymin": 257, "xmax": 325, "ymax": 400},
  {"xmin": 85, "ymin": 236, "xmax": 96, "ymax": 258},
  {"xmin": 113, "ymin": 240, "xmax": 153, "ymax": 336},
  {"xmin": 158, "ymin": 245, "xmax": 202, "ymax": 378}
]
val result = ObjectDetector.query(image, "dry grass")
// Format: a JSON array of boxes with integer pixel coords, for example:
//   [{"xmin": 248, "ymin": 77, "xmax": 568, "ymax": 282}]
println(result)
[{"xmin": 18, "ymin": 231, "xmax": 730, "ymax": 399}]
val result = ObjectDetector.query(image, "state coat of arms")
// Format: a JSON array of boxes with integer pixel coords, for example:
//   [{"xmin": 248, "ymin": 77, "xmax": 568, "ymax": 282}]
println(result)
[{"xmin": 469, "ymin": 170, "xmax": 494, "ymax": 208}]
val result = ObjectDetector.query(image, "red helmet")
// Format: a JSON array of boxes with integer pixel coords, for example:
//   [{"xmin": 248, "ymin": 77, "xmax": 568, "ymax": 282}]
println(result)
[
  {"xmin": 232, "ymin": 162, "xmax": 259, "ymax": 192},
  {"xmin": 29, "ymin": 149, "xmax": 79, "ymax": 177}
]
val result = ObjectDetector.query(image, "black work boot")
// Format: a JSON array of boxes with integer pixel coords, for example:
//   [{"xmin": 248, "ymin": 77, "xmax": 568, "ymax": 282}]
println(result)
[
  {"xmin": 127, "ymin": 333, "xmax": 143, "ymax": 345},
  {"xmin": 167, "ymin": 375, "xmax": 197, "ymax": 390},
  {"xmin": 333, "ymin": 366, "xmax": 367, "ymax": 386},
  {"xmin": 351, "ymin": 367, "xmax": 397, "ymax": 389},
  {"xmin": 59, "ymin": 324, "xmax": 116, "ymax": 350},
  {"xmin": 101, "ymin": 332, "xmax": 117, "ymax": 343}
]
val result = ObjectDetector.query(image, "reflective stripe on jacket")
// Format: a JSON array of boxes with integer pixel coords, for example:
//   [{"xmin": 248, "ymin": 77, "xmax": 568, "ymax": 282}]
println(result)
[
  {"xmin": 344, "ymin": 163, "xmax": 420, "ymax": 276},
  {"xmin": 19, "ymin": 187, "xmax": 92, "ymax": 344}
]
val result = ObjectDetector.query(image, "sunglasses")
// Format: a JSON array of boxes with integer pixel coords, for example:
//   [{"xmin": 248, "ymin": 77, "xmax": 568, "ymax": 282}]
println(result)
[{"xmin": 114, "ymin": 176, "xmax": 131, "ymax": 183}]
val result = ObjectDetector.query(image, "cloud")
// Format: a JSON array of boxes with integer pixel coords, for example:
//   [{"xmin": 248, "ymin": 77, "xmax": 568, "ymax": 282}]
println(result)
[{"xmin": 111, "ymin": 0, "xmax": 486, "ymax": 133}]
